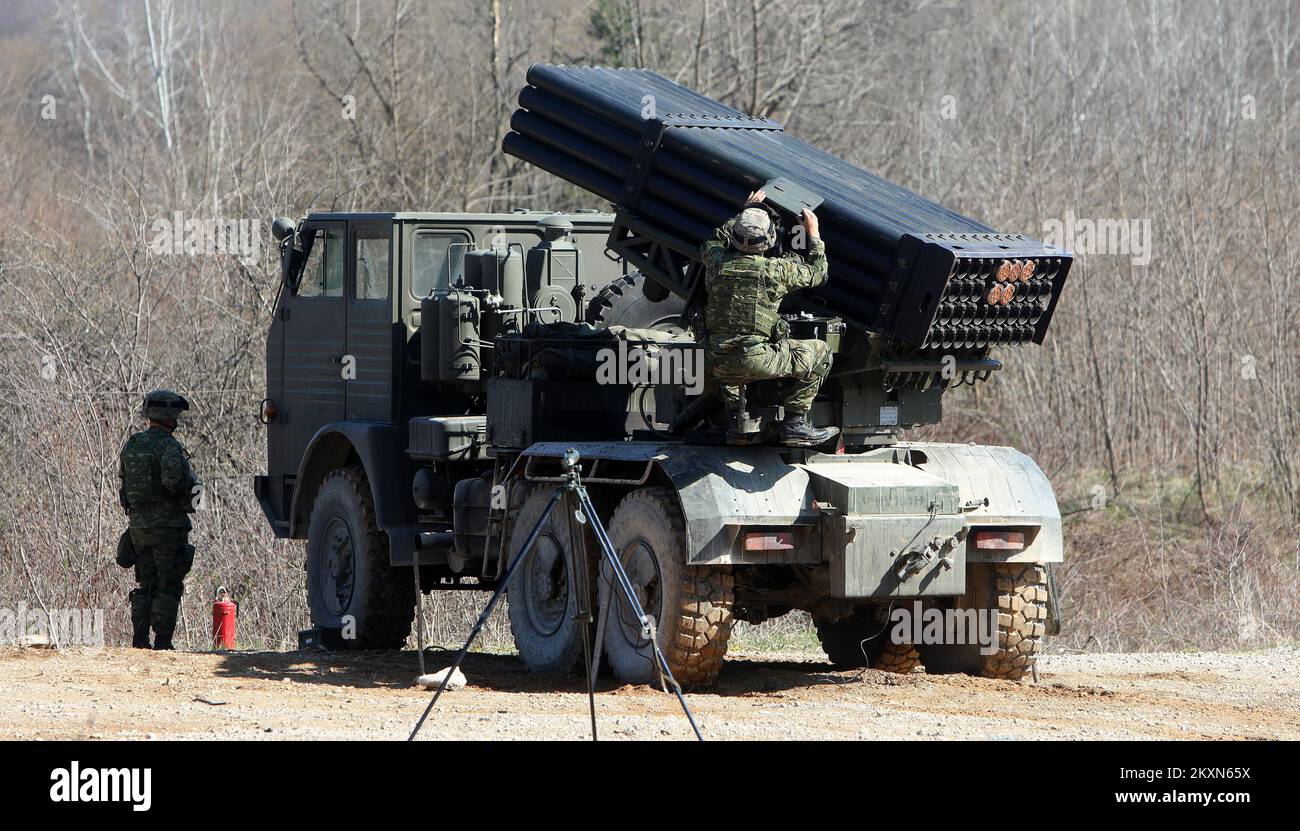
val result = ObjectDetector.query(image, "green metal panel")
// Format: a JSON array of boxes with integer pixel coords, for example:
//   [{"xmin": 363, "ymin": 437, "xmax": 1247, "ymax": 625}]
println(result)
[
  {"xmin": 826, "ymin": 514, "xmax": 966, "ymax": 599},
  {"xmin": 801, "ymin": 460, "xmax": 959, "ymax": 515},
  {"xmin": 803, "ymin": 459, "xmax": 965, "ymax": 598}
]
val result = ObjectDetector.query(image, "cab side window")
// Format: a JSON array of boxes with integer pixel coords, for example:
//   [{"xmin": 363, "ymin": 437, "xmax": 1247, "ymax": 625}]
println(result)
[
  {"xmin": 354, "ymin": 230, "xmax": 390, "ymax": 301},
  {"xmin": 412, "ymin": 232, "xmax": 467, "ymax": 298},
  {"xmin": 296, "ymin": 227, "xmax": 344, "ymax": 298}
]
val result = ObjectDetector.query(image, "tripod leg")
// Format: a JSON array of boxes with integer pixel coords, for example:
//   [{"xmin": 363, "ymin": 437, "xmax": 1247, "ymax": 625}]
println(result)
[
  {"xmin": 563, "ymin": 489, "xmax": 598, "ymax": 741},
  {"xmin": 408, "ymin": 488, "xmax": 564, "ymax": 741},
  {"xmin": 575, "ymin": 485, "xmax": 705, "ymax": 741},
  {"xmin": 413, "ymin": 555, "xmax": 425, "ymax": 678},
  {"xmin": 590, "ymin": 576, "xmax": 610, "ymax": 689}
]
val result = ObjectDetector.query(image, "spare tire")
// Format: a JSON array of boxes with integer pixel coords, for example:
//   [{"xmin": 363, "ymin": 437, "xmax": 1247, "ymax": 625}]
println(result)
[{"xmin": 585, "ymin": 271, "xmax": 686, "ymax": 334}]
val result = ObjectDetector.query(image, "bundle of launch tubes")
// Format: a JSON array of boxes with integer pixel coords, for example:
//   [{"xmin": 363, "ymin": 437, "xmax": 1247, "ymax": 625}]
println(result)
[{"xmin": 503, "ymin": 64, "xmax": 1071, "ymax": 351}]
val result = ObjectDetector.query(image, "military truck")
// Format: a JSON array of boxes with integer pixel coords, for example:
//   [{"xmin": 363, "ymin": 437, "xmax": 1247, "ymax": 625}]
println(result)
[
  {"xmin": 256, "ymin": 204, "xmax": 1063, "ymax": 686},
  {"xmin": 257, "ymin": 66, "xmax": 1070, "ymax": 687}
]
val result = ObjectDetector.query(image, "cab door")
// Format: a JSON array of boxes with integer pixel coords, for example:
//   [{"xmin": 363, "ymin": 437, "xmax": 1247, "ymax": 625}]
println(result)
[
  {"xmin": 268, "ymin": 220, "xmax": 346, "ymax": 511},
  {"xmin": 345, "ymin": 222, "xmax": 395, "ymax": 422}
]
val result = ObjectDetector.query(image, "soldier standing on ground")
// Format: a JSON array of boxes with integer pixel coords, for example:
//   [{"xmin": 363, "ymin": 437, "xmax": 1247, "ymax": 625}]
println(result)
[
  {"xmin": 118, "ymin": 389, "xmax": 200, "ymax": 650},
  {"xmin": 700, "ymin": 188, "xmax": 837, "ymax": 446}
]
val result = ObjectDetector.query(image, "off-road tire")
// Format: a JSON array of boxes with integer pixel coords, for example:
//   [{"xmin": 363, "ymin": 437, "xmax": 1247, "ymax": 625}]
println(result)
[
  {"xmin": 505, "ymin": 487, "xmax": 596, "ymax": 675},
  {"xmin": 918, "ymin": 562, "xmax": 1048, "ymax": 680},
  {"xmin": 602, "ymin": 487, "xmax": 733, "ymax": 687},
  {"xmin": 874, "ymin": 642, "xmax": 924, "ymax": 673},
  {"xmin": 305, "ymin": 466, "xmax": 413, "ymax": 648},
  {"xmin": 815, "ymin": 607, "xmax": 922, "ymax": 673},
  {"xmin": 585, "ymin": 272, "xmax": 685, "ymax": 333}
]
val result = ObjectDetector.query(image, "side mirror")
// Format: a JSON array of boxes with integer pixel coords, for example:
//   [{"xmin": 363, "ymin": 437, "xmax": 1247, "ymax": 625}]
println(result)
[
  {"xmin": 273, "ymin": 217, "xmax": 307, "ymax": 291},
  {"xmin": 271, "ymin": 216, "xmax": 298, "ymax": 243}
]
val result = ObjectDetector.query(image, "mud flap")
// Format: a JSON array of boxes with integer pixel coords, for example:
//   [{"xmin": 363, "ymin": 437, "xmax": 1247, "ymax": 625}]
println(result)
[{"xmin": 1045, "ymin": 563, "xmax": 1062, "ymax": 636}]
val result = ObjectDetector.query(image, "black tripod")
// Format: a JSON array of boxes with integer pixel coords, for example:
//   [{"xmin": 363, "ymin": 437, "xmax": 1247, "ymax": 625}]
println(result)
[{"xmin": 407, "ymin": 448, "xmax": 703, "ymax": 741}]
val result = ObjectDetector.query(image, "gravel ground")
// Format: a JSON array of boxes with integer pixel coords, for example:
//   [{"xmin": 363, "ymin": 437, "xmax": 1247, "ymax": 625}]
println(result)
[{"xmin": 1, "ymin": 645, "xmax": 1295, "ymax": 740}]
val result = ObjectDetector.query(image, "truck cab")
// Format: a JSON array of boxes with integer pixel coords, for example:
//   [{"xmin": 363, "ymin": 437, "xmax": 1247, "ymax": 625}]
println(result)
[{"xmin": 255, "ymin": 209, "xmax": 624, "ymax": 571}]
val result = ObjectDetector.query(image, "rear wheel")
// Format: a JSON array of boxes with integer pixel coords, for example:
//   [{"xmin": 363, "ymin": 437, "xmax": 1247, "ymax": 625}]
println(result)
[
  {"xmin": 918, "ymin": 562, "xmax": 1048, "ymax": 680},
  {"xmin": 602, "ymin": 488, "xmax": 733, "ymax": 687},
  {"xmin": 305, "ymin": 467, "xmax": 413, "ymax": 648},
  {"xmin": 815, "ymin": 607, "xmax": 922, "ymax": 673},
  {"xmin": 506, "ymin": 488, "xmax": 595, "ymax": 675}
]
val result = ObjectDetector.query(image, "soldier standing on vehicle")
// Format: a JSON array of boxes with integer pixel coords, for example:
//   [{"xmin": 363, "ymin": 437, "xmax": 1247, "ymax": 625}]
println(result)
[
  {"xmin": 118, "ymin": 389, "xmax": 200, "ymax": 650},
  {"xmin": 701, "ymin": 188, "xmax": 837, "ymax": 446}
]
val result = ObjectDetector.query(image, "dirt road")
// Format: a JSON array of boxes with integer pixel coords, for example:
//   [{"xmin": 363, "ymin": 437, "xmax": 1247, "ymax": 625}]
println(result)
[{"xmin": 1, "ymin": 645, "xmax": 1295, "ymax": 740}]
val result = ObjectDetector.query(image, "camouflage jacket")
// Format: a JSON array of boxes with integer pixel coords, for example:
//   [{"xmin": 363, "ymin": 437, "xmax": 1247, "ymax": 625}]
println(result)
[
  {"xmin": 118, "ymin": 426, "xmax": 199, "ymax": 529},
  {"xmin": 700, "ymin": 219, "xmax": 828, "ymax": 351}
]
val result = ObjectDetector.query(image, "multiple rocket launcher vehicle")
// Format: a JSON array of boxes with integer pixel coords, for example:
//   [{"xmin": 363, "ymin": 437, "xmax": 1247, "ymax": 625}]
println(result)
[{"xmin": 260, "ymin": 65, "xmax": 1070, "ymax": 684}]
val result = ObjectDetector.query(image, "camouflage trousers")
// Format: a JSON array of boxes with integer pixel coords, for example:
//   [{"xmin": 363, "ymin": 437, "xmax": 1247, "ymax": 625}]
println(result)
[
  {"xmin": 706, "ymin": 337, "xmax": 832, "ymax": 414},
  {"xmin": 129, "ymin": 528, "xmax": 194, "ymax": 641}
]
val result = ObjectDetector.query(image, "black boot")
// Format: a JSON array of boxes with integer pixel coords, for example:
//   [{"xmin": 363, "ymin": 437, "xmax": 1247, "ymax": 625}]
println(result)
[
  {"xmin": 153, "ymin": 633, "xmax": 174, "ymax": 651},
  {"xmin": 778, "ymin": 413, "xmax": 837, "ymax": 448},
  {"xmin": 131, "ymin": 623, "xmax": 151, "ymax": 649}
]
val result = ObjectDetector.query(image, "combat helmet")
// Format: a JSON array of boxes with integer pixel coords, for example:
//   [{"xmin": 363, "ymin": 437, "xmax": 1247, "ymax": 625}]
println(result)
[
  {"xmin": 142, "ymin": 388, "xmax": 190, "ymax": 423},
  {"xmin": 729, "ymin": 203, "xmax": 779, "ymax": 254}
]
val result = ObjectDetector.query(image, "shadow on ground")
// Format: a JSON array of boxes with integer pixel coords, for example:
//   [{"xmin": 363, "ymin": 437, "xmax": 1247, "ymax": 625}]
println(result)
[{"xmin": 213, "ymin": 647, "xmax": 863, "ymax": 695}]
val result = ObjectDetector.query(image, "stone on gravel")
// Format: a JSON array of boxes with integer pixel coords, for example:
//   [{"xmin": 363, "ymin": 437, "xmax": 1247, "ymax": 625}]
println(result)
[{"xmin": 416, "ymin": 667, "xmax": 467, "ymax": 691}]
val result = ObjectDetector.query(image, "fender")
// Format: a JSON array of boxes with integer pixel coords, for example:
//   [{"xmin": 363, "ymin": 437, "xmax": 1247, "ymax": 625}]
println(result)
[
  {"xmin": 290, "ymin": 421, "xmax": 417, "ymax": 540},
  {"xmin": 521, "ymin": 440, "xmax": 1063, "ymax": 565},
  {"xmin": 887, "ymin": 442, "xmax": 1064, "ymax": 563},
  {"xmin": 522, "ymin": 441, "xmax": 815, "ymax": 563}
]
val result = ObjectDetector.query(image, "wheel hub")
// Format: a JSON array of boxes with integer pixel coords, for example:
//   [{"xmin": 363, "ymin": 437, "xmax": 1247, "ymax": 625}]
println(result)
[
  {"xmin": 614, "ymin": 540, "xmax": 662, "ymax": 646},
  {"xmin": 522, "ymin": 533, "xmax": 570, "ymax": 636},
  {"xmin": 321, "ymin": 517, "xmax": 356, "ymax": 616}
]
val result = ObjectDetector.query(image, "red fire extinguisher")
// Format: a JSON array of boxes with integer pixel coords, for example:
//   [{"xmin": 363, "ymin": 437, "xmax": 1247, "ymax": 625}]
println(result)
[{"xmin": 212, "ymin": 586, "xmax": 237, "ymax": 650}]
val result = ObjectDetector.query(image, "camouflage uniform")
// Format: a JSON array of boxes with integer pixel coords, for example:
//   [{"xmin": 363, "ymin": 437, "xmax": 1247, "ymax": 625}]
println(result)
[
  {"xmin": 119, "ymin": 424, "xmax": 198, "ymax": 646},
  {"xmin": 701, "ymin": 219, "xmax": 832, "ymax": 414}
]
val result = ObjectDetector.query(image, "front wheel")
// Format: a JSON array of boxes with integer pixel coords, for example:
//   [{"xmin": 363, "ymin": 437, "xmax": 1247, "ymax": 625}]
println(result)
[
  {"xmin": 601, "ymin": 488, "xmax": 734, "ymax": 687},
  {"xmin": 305, "ymin": 467, "xmax": 413, "ymax": 648}
]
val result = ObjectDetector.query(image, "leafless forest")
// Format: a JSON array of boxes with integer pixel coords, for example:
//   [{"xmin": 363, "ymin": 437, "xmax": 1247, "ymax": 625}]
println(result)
[{"xmin": 0, "ymin": 0, "xmax": 1295, "ymax": 653}]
